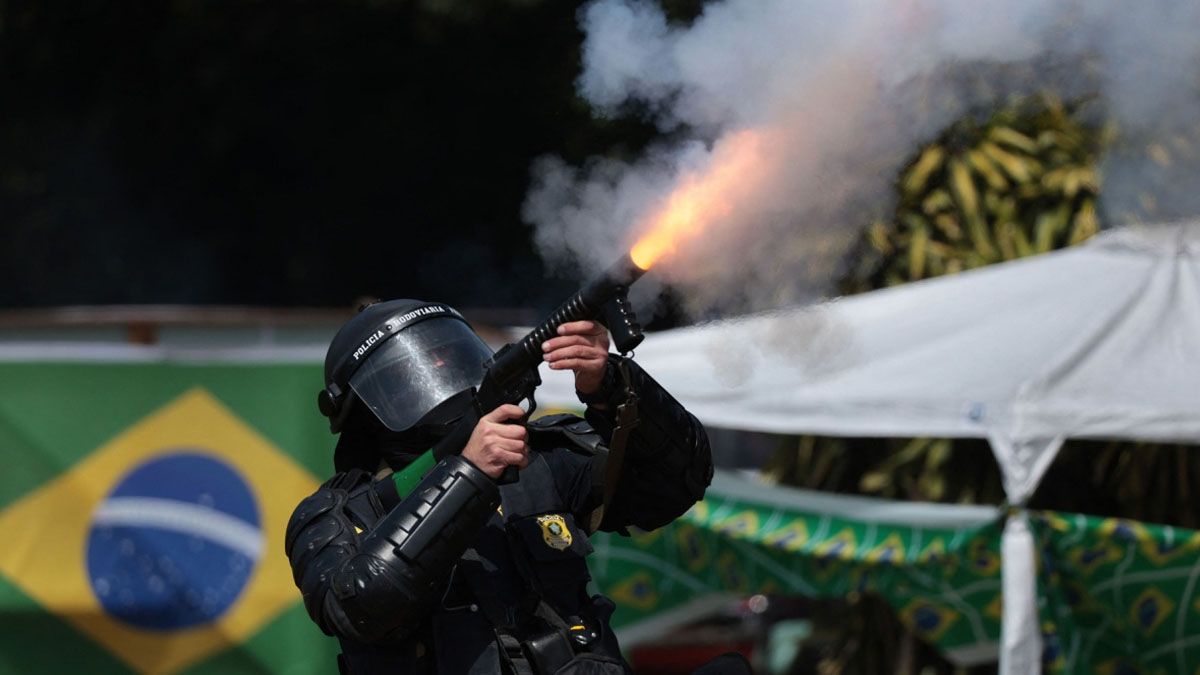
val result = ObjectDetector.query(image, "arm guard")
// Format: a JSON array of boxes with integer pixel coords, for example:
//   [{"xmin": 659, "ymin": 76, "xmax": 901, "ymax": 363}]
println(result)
[
  {"xmin": 285, "ymin": 455, "xmax": 500, "ymax": 644},
  {"xmin": 584, "ymin": 356, "xmax": 713, "ymax": 532}
]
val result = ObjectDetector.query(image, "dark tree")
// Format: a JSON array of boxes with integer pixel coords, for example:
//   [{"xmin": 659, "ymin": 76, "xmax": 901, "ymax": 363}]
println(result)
[{"xmin": 0, "ymin": 1, "xmax": 657, "ymax": 310}]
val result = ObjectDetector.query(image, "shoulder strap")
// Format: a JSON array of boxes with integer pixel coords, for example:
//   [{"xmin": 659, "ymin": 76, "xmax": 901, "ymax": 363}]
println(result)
[{"xmin": 591, "ymin": 360, "xmax": 639, "ymax": 532}]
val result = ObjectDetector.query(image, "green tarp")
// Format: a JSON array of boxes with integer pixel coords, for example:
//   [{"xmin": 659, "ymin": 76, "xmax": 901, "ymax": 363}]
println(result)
[
  {"xmin": 0, "ymin": 359, "xmax": 1195, "ymax": 673},
  {"xmin": 588, "ymin": 472, "xmax": 1006, "ymax": 666},
  {"xmin": 1032, "ymin": 512, "xmax": 1200, "ymax": 673}
]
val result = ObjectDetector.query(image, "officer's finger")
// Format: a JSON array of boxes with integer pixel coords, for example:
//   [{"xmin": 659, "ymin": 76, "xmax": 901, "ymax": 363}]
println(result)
[
  {"xmin": 557, "ymin": 321, "xmax": 605, "ymax": 337},
  {"xmin": 545, "ymin": 344, "xmax": 605, "ymax": 360},
  {"xmin": 495, "ymin": 446, "xmax": 529, "ymax": 469},
  {"xmin": 548, "ymin": 356, "xmax": 606, "ymax": 371},
  {"xmin": 545, "ymin": 345, "xmax": 605, "ymax": 363},
  {"xmin": 487, "ymin": 422, "xmax": 527, "ymax": 441},
  {"xmin": 487, "ymin": 434, "xmax": 526, "ymax": 453},
  {"xmin": 541, "ymin": 335, "xmax": 594, "ymax": 353},
  {"xmin": 482, "ymin": 404, "xmax": 526, "ymax": 423}
]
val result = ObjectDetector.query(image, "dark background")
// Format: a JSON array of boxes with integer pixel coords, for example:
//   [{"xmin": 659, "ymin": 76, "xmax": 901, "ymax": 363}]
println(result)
[{"xmin": 0, "ymin": 1, "xmax": 699, "ymax": 312}]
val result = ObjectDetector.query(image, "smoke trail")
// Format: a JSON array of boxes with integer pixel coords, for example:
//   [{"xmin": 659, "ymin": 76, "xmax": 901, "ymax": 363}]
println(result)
[{"xmin": 523, "ymin": 0, "xmax": 1200, "ymax": 316}]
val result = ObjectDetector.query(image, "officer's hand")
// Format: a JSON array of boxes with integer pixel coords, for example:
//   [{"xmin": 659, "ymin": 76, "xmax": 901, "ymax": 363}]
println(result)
[
  {"xmin": 543, "ymin": 320, "xmax": 610, "ymax": 396},
  {"xmin": 461, "ymin": 404, "xmax": 530, "ymax": 480}
]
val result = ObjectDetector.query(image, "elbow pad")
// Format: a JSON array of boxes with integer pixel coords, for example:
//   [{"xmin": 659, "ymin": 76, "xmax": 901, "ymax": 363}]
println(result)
[
  {"xmin": 585, "ymin": 357, "xmax": 714, "ymax": 532},
  {"xmin": 587, "ymin": 357, "xmax": 712, "ymax": 499},
  {"xmin": 327, "ymin": 455, "xmax": 500, "ymax": 643},
  {"xmin": 286, "ymin": 469, "xmax": 373, "ymax": 636}
]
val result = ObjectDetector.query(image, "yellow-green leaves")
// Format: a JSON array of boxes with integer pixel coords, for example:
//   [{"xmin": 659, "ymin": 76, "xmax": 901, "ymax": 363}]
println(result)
[{"xmin": 846, "ymin": 93, "xmax": 1103, "ymax": 292}]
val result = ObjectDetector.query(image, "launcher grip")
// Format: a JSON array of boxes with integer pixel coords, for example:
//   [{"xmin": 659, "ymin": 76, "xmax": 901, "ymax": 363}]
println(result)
[
  {"xmin": 601, "ymin": 289, "xmax": 644, "ymax": 354},
  {"xmin": 498, "ymin": 464, "xmax": 519, "ymax": 484}
]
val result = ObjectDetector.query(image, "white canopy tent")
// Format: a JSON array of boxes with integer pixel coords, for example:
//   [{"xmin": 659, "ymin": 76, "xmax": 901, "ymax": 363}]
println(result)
[{"xmin": 537, "ymin": 221, "xmax": 1200, "ymax": 674}]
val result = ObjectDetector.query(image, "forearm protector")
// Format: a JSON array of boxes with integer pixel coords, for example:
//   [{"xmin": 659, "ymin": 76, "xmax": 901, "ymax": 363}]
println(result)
[
  {"xmin": 286, "ymin": 455, "xmax": 500, "ymax": 644},
  {"xmin": 584, "ymin": 356, "xmax": 713, "ymax": 531}
]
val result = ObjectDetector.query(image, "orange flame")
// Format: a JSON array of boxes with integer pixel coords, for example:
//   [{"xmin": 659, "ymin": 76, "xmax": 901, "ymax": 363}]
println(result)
[{"xmin": 629, "ymin": 129, "xmax": 768, "ymax": 270}]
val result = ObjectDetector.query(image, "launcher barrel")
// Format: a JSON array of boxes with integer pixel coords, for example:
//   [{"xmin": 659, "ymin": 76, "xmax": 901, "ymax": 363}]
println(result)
[{"xmin": 490, "ymin": 253, "xmax": 647, "ymax": 381}]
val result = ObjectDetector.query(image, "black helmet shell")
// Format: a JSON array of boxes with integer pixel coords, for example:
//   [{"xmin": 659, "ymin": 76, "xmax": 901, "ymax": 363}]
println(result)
[{"xmin": 318, "ymin": 300, "xmax": 492, "ymax": 433}]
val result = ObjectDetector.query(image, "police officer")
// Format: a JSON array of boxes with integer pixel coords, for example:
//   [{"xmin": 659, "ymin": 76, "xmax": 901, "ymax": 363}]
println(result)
[{"xmin": 285, "ymin": 299, "xmax": 714, "ymax": 674}]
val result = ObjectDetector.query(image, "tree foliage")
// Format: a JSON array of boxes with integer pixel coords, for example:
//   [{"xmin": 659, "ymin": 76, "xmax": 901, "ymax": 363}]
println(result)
[
  {"xmin": 841, "ymin": 93, "xmax": 1103, "ymax": 294},
  {"xmin": 0, "ymin": 1, "xmax": 658, "ymax": 309}
]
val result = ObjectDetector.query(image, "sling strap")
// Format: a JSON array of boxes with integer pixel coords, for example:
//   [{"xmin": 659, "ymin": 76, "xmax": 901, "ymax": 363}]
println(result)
[{"xmin": 590, "ymin": 359, "xmax": 639, "ymax": 533}]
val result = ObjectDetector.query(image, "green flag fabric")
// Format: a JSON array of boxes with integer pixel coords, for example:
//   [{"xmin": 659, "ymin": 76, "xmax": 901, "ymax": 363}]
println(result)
[
  {"xmin": 0, "ymin": 361, "xmax": 337, "ymax": 675},
  {"xmin": 1031, "ymin": 511, "xmax": 1200, "ymax": 674},
  {"xmin": 590, "ymin": 471, "xmax": 1006, "ymax": 666}
]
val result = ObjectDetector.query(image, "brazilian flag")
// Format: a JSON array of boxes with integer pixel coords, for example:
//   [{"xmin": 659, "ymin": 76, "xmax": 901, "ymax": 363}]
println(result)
[{"xmin": 0, "ymin": 360, "xmax": 338, "ymax": 675}]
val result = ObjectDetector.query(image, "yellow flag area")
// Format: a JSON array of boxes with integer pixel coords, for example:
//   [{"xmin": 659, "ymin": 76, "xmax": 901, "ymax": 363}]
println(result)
[{"xmin": 0, "ymin": 388, "xmax": 319, "ymax": 675}]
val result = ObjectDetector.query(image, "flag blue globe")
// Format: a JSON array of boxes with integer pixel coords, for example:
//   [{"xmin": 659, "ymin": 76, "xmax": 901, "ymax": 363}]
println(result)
[{"xmin": 85, "ymin": 452, "xmax": 262, "ymax": 630}]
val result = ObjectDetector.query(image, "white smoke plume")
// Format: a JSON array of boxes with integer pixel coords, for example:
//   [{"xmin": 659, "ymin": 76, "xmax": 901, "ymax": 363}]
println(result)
[{"xmin": 523, "ymin": 0, "xmax": 1200, "ymax": 317}]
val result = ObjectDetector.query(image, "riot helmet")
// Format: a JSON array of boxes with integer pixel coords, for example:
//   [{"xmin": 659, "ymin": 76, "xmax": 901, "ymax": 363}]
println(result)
[{"xmin": 318, "ymin": 300, "xmax": 493, "ymax": 434}]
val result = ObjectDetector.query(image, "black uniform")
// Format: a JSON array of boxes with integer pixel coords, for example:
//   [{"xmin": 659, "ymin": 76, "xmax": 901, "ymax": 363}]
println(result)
[{"xmin": 286, "ymin": 357, "xmax": 713, "ymax": 674}]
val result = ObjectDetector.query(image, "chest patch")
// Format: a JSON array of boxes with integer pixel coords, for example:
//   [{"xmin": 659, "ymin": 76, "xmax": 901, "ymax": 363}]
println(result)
[{"xmin": 537, "ymin": 514, "xmax": 573, "ymax": 551}]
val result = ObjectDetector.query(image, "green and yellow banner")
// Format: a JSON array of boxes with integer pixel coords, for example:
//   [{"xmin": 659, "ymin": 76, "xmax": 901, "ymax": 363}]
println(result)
[
  {"xmin": 1032, "ymin": 512, "xmax": 1200, "ymax": 673},
  {"xmin": 588, "ymin": 473, "xmax": 1006, "ymax": 666},
  {"xmin": 0, "ymin": 361, "xmax": 336, "ymax": 675}
]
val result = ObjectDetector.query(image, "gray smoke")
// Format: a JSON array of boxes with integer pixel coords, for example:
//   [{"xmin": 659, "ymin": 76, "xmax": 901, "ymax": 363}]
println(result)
[{"xmin": 523, "ymin": 0, "xmax": 1200, "ymax": 317}]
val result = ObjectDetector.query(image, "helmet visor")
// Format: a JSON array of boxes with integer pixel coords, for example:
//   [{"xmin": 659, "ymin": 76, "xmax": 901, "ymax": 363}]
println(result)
[{"xmin": 348, "ymin": 318, "xmax": 493, "ymax": 432}]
